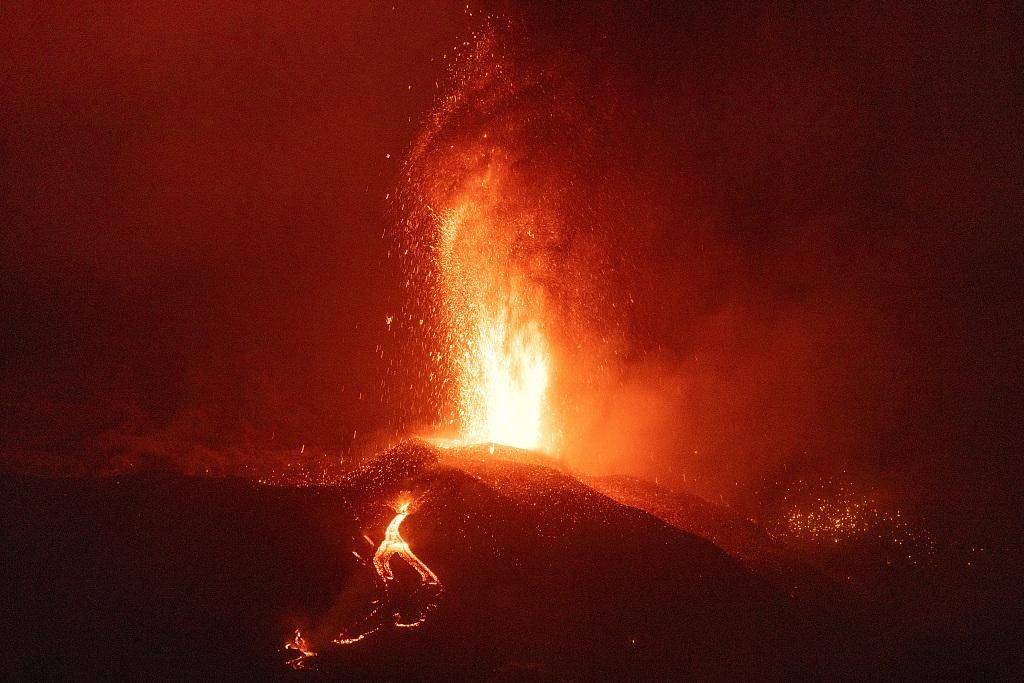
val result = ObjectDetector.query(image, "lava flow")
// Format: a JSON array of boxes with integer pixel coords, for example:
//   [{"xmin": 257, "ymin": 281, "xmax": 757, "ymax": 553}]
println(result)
[
  {"xmin": 372, "ymin": 501, "xmax": 440, "ymax": 590},
  {"xmin": 284, "ymin": 629, "xmax": 316, "ymax": 670},
  {"xmin": 284, "ymin": 499, "xmax": 442, "ymax": 667},
  {"xmin": 335, "ymin": 499, "xmax": 442, "ymax": 639}
]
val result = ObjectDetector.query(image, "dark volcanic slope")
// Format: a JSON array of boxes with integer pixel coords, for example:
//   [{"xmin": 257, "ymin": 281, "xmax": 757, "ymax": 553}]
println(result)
[
  {"xmin": 2, "ymin": 442, "xmax": 848, "ymax": 679},
  {"xmin": 584, "ymin": 474, "xmax": 843, "ymax": 605}
]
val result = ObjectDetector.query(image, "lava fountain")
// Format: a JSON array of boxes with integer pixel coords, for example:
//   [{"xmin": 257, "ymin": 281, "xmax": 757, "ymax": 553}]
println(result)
[
  {"xmin": 436, "ymin": 173, "xmax": 553, "ymax": 452},
  {"xmin": 396, "ymin": 25, "xmax": 583, "ymax": 455},
  {"xmin": 395, "ymin": 14, "xmax": 634, "ymax": 457}
]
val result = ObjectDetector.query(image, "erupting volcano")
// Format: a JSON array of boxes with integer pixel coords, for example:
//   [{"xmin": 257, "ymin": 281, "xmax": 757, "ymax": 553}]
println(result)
[
  {"xmin": 1, "ymin": 2, "xmax": 1018, "ymax": 680},
  {"xmin": 391, "ymin": 23, "xmax": 632, "ymax": 459},
  {"xmin": 407, "ymin": 139, "xmax": 562, "ymax": 453}
]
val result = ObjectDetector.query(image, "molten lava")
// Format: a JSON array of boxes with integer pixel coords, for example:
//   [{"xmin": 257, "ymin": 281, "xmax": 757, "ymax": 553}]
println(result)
[
  {"xmin": 440, "ymin": 198, "xmax": 552, "ymax": 454},
  {"xmin": 331, "ymin": 499, "xmax": 442, "ymax": 644},
  {"xmin": 284, "ymin": 629, "xmax": 316, "ymax": 670},
  {"xmin": 282, "ymin": 499, "xmax": 441, "ymax": 668},
  {"xmin": 434, "ymin": 171, "xmax": 554, "ymax": 453},
  {"xmin": 372, "ymin": 501, "xmax": 441, "ymax": 590}
]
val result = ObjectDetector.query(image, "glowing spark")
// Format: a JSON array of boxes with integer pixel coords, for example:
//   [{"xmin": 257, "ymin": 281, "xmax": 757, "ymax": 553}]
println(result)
[{"xmin": 332, "ymin": 629, "xmax": 378, "ymax": 646}]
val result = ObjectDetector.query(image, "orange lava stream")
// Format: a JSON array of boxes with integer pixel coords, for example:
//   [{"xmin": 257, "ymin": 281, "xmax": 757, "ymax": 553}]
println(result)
[
  {"xmin": 372, "ymin": 501, "xmax": 440, "ymax": 588},
  {"xmin": 284, "ymin": 629, "xmax": 316, "ymax": 670},
  {"xmin": 329, "ymin": 500, "xmax": 442, "ymax": 646},
  {"xmin": 283, "ymin": 501, "xmax": 441, "ymax": 668}
]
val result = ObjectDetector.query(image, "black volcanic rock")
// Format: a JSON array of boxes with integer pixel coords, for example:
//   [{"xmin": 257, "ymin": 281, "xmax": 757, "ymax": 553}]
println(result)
[
  {"xmin": 1, "ymin": 442, "xmax": 853, "ymax": 679},
  {"xmin": 584, "ymin": 475, "xmax": 843, "ymax": 603}
]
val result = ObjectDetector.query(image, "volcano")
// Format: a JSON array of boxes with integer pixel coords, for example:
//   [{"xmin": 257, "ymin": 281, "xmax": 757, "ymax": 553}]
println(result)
[{"xmin": 0, "ymin": 440, "xmax": 888, "ymax": 679}]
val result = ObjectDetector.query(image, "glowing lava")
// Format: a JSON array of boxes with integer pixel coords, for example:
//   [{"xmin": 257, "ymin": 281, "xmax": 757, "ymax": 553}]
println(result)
[
  {"xmin": 389, "ymin": 23, "xmax": 571, "ymax": 455},
  {"xmin": 434, "ymin": 173, "xmax": 553, "ymax": 453},
  {"xmin": 373, "ymin": 501, "xmax": 441, "ymax": 589},
  {"xmin": 464, "ymin": 311, "xmax": 548, "ymax": 451},
  {"xmin": 282, "ymin": 500, "xmax": 441, "ymax": 668},
  {"xmin": 284, "ymin": 629, "xmax": 316, "ymax": 670},
  {"xmin": 329, "ymin": 499, "xmax": 442, "ymax": 646}
]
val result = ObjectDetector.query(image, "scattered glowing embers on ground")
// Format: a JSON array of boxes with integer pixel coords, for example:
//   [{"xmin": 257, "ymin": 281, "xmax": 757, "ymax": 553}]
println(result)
[
  {"xmin": 283, "ymin": 499, "xmax": 442, "ymax": 669},
  {"xmin": 771, "ymin": 478, "xmax": 936, "ymax": 568},
  {"xmin": 784, "ymin": 493, "xmax": 883, "ymax": 544}
]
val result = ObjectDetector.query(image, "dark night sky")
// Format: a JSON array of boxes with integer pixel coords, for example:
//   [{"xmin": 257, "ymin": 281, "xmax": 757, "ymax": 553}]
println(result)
[
  {"xmin": 1, "ymin": 1, "xmax": 472, "ymax": 447},
  {"xmin": 1, "ymin": 2, "xmax": 1021, "ymax": 542}
]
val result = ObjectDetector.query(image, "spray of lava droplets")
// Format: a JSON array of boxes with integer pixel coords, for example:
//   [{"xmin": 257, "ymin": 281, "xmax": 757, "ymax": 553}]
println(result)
[
  {"xmin": 393, "ymin": 21, "xmax": 577, "ymax": 455},
  {"xmin": 434, "ymin": 169, "xmax": 552, "ymax": 451},
  {"xmin": 385, "ymin": 12, "xmax": 636, "ymax": 457}
]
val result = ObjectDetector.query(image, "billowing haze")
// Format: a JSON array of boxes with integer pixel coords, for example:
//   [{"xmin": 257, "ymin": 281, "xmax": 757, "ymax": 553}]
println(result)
[{"xmin": 1, "ymin": 2, "xmax": 1019, "ymax": 544}]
